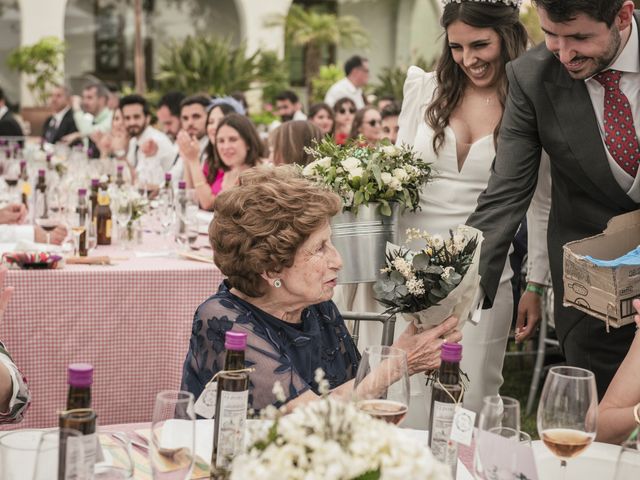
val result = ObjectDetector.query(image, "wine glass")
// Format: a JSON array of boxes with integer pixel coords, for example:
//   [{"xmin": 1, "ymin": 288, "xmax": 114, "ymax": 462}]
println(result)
[
  {"xmin": 0, "ymin": 430, "xmax": 47, "ymax": 479},
  {"xmin": 112, "ymin": 197, "xmax": 133, "ymax": 245},
  {"xmin": 537, "ymin": 366, "xmax": 598, "ymax": 477},
  {"xmin": 613, "ymin": 436, "xmax": 640, "ymax": 479},
  {"xmin": 94, "ymin": 430, "xmax": 135, "ymax": 479},
  {"xmin": 35, "ymin": 207, "xmax": 60, "ymax": 245},
  {"xmin": 4, "ymin": 158, "xmax": 21, "ymax": 202},
  {"xmin": 474, "ymin": 395, "xmax": 521, "ymax": 480},
  {"xmin": 151, "ymin": 390, "xmax": 196, "ymax": 480},
  {"xmin": 33, "ymin": 429, "xmax": 85, "ymax": 480},
  {"xmin": 352, "ymin": 345, "xmax": 410, "ymax": 425}
]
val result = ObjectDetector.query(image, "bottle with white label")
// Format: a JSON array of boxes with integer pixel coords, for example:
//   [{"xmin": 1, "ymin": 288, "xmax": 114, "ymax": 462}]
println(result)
[
  {"xmin": 428, "ymin": 342, "xmax": 463, "ymax": 476},
  {"xmin": 59, "ymin": 408, "xmax": 97, "ymax": 480},
  {"xmin": 210, "ymin": 331, "xmax": 249, "ymax": 475}
]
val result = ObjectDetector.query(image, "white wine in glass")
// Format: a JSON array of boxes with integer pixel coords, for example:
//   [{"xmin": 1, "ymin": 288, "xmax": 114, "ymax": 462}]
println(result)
[
  {"xmin": 352, "ymin": 345, "xmax": 409, "ymax": 425},
  {"xmin": 537, "ymin": 366, "xmax": 598, "ymax": 476}
]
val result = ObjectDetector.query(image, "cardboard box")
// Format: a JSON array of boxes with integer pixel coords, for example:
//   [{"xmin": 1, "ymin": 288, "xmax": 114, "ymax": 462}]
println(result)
[{"xmin": 563, "ymin": 210, "xmax": 640, "ymax": 329}]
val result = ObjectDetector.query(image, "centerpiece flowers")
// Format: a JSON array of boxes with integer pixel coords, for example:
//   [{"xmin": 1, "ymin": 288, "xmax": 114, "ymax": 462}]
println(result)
[
  {"xmin": 107, "ymin": 184, "xmax": 148, "ymax": 241},
  {"xmin": 302, "ymin": 138, "xmax": 431, "ymax": 216},
  {"xmin": 373, "ymin": 225, "xmax": 483, "ymax": 331},
  {"xmin": 224, "ymin": 371, "xmax": 451, "ymax": 480}
]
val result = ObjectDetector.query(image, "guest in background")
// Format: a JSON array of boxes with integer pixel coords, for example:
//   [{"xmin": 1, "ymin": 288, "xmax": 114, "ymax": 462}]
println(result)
[
  {"xmin": 183, "ymin": 113, "xmax": 261, "ymax": 210},
  {"xmin": 230, "ymin": 91, "xmax": 249, "ymax": 116},
  {"xmin": 65, "ymin": 82, "xmax": 113, "ymax": 152},
  {"xmin": 94, "ymin": 107, "xmax": 133, "ymax": 181},
  {"xmin": 0, "ymin": 203, "xmax": 65, "ymax": 247},
  {"xmin": 380, "ymin": 102, "xmax": 401, "ymax": 145},
  {"xmin": 324, "ymin": 55, "xmax": 369, "ymax": 109},
  {"xmin": 377, "ymin": 95, "xmax": 397, "ymax": 112},
  {"xmin": 271, "ymin": 121, "xmax": 323, "ymax": 166},
  {"xmin": 597, "ymin": 298, "xmax": 640, "ymax": 444},
  {"xmin": 105, "ymin": 83, "xmax": 120, "ymax": 112},
  {"xmin": 171, "ymin": 95, "xmax": 211, "ymax": 185},
  {"xmin": 0, "ymin": 265, "xmax": 30, "ymax": 423},
  {"xmin": 275, "ymin": 90, "xmax": 307, "ymax": 123},
  {"xmin": 156, "ymin": 91, "xmax": 185, "ymax": 142},
  {"xmin": 350, "ymin": 106, "xmax": 382, "ymax": 146},
  {"xmin": 333, "ymin": 97, "xmax": 357, "ymax": 145},
  {"xmin": 42, "ymin": 84, "xmax": 78, "ymax": 145},
  {"xmin": 0, "ymin": 88, "xmax": 23, "ymax": 138},
  {"xmin": 119, "ymin": 94, "xmax": 176, "ymax": 188},
  {"xmin": 181, "ymin": 166, "xmax": 461, "ymax": 410},
  {"xmin": 308, "ymin": 103, "xmax": 334, "ymax": 136}
]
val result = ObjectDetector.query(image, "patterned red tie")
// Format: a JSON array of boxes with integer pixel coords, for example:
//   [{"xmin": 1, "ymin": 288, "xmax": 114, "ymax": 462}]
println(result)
[{"xmin": 593, "ymin": 69, "xmax": 640, "ymax": 177}]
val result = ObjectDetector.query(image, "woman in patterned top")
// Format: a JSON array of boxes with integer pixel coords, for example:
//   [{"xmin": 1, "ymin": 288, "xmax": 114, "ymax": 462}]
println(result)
[
  {"xmin": 0, "ymin": 266, "xmax": 30, "ymax": 423},
  {"xmin": 181, "ymin": 166, "xmax": 461, "ymax": 410}
]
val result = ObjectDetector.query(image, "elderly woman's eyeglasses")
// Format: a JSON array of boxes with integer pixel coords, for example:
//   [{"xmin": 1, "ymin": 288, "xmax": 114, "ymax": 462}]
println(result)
[{"xmin": 338, "ymin": 107, "xmax": 356, "ymax": 115}]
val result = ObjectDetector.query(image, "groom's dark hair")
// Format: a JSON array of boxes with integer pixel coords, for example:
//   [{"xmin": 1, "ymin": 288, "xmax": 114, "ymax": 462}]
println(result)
[{"xmin": 534, "ymin": 0, "xmax": 625, "ymax": 26}]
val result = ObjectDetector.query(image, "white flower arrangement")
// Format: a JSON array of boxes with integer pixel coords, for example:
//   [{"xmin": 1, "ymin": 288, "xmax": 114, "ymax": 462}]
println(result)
[
  {"xmin": 226, "ymin": 371, "xmax": 451, "ymax": 480},
  {"xmin": 302, "ymin": 138, "xmax": 431, "ymax": 216}
]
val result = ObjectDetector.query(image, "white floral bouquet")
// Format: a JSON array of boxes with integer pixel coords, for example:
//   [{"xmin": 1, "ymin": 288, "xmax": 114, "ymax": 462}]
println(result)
[
  {"xmin": 107, "ymin": 184, "xmax": 149, "ymax": 230},
  {"xmin": 302, "ymin": 138, "xmax": 431, "ymax": 215},
  {"xmin": 225, "ymin": 372, "xmax": 451, "ymax": 480},
  {"xmin": 373, "ymin": 225, "xmax": 483, "ymax": 330}
]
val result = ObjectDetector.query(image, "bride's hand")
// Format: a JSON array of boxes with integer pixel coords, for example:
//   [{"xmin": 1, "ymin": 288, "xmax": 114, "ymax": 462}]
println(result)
[{"xmin": 392, "ymin": 316, "xmax": 461, "ymax": 375}]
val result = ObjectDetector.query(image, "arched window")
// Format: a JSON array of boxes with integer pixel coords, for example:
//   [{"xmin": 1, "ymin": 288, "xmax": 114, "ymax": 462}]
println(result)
[{"xmin": 0, "ymin": 0, "xmax": 21, "ymax": 106}]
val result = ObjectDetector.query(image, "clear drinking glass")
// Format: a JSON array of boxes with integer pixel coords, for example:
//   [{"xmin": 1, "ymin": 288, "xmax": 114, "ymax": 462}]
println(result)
[
  {"xmin": 1, "ymin": 430, "xmax": 46, "ymax": 479},
  {"xmin": 151, "ymin": 390, "xmax": 196, "ymax": 480},
  {"xmin": 112, "ymin": 197, "xmax": 133, "ymax": 245},
  {"xmin": 352, "ymin": 345, "xmax": 410, "ymax": 425},
  {"xmin": 613, "ymin": 436, "xmax": 640, "ymax": 479},
  {"xmin": 474, "ymin": 395, "xmax": 521, "ymax": 480},
  {"xmin": 33, "ymin": 429, "xmax": 85, "ymax": 480},
  {"xmin": 537, "ymin": 366, "xmax": 598, "ymax": 477},
  {"xmin": 94, "ymin": 430, "xmax": 135, "ymax": 480}
]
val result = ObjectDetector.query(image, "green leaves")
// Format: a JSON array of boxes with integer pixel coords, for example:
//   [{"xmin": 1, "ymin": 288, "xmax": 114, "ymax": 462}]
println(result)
[{"xmin": 353, "ymin": 470, "xmax": 381, "ymax": 480}]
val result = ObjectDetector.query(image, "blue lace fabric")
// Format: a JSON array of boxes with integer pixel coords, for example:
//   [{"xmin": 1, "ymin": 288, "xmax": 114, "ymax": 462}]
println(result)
[{"xmin": 181, "ymin": 281, "xmax": 361, "ymax": 411}]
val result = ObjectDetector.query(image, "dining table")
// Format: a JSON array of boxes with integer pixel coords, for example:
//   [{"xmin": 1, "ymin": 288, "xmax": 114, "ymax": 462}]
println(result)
[{"xmin": 0, "ymin": 233, "xmax": 223, "ymax": 430}]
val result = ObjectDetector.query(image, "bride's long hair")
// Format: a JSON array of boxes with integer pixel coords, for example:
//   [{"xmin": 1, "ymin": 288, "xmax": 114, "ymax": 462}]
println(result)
[{"xmin": 425, "ymin": 2, "xmax": 528, "ymax": 154}]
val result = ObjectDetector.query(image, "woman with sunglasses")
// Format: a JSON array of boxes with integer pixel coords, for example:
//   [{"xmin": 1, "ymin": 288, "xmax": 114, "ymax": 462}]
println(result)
[
  {"xmin": 332, "ymin": 97, "xmax": 357, "ymax": 145},
  {"xmin": 394, "ymin": 0, "xmax": 551, "ymax": 421},
  {"xmin": 349, "ymin": 106, "xmax": 382, "ymax": 146}
]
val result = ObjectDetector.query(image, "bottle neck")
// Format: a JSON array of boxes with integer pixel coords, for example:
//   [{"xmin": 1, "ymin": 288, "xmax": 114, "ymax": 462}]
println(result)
[
  {"xmin": 438, "ymin": 359, "xmax": 460, "ymax": 385},
  {"xmin": 224, "ymin": 349, "xmax": 245, "ymax": 371}
]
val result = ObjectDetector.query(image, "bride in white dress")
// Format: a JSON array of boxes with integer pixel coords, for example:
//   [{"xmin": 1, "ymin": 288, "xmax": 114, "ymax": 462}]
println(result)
[{"xmin": 335, "ymin": 0, "xmax": 551, "ymax": 428}]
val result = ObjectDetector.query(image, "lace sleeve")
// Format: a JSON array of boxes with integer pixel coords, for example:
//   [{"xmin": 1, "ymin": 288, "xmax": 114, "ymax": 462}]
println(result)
[
  {"xmin": 396, "ymin": 66, "xmax": 438, "ymax": 147},
  {"xmin": 181, "ymin": 296, "xmax": 310, "ymax": 411}
]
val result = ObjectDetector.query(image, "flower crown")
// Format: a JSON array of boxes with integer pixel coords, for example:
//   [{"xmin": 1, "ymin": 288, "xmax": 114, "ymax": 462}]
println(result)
[{"xmin": 442, "ymin": 0, "xmax": 522, "ymax": 8}]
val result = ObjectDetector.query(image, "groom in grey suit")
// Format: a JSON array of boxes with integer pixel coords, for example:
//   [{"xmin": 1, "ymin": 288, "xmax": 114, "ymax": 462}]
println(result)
[{"xmin": 467, "ymin": 0, "xmax": 640, "ymax": 398}]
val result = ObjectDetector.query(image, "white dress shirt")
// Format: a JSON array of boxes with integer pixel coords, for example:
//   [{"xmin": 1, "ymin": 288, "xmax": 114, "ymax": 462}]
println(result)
[
  {"xmin": 585, "ymin": 17, "xmax": 640, "ymax": 201},
  {"xmin": 51, "ymin": 107, "xmax": 70, "ymax": 130},
  {"xmin": 324, "ymin": 77, "xmax": 365, "ymax": 109},
  {"xmin": 128, "ymin": 126, "xmax": 178, "ymax": 185}
]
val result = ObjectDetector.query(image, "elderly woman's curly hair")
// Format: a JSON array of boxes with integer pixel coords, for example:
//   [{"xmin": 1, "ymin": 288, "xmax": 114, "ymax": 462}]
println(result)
[{"xmin": 210, "ymin": 166, "xmax": 342, "ymax": 297}]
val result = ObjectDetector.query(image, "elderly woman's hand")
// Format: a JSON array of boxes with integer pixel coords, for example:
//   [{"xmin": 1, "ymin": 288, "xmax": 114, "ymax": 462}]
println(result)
[{"xmin": 392, "ymin": 316, "xmax": 462, "ymax": 376}]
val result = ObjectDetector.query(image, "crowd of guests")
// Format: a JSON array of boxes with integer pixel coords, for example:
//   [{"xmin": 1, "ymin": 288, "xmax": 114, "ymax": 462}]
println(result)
[{"xmin": 0, "ymin": 0, "xmax": 638, "ymax": 450}]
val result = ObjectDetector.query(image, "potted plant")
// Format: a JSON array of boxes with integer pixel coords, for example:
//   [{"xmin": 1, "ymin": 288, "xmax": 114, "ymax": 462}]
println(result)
[{"xmin": 7, "ymin": 36, "xmax": 66, "ymax": 135}]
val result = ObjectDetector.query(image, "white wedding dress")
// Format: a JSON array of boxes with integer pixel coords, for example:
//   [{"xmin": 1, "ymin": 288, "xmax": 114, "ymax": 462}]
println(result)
[{"xmin": 334, "ymin": 66, "xmax": 551, "ymax": 428}]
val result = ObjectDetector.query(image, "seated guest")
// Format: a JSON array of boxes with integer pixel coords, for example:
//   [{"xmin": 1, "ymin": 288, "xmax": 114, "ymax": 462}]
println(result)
[
  {"xmin": 0, "ymin": 88, "xmax": 23, "ymax": 138},
  {"xmin": 181, "ymin": 166, "xmax": 461, "ymax": 410},
  {"xmin": 380, "ymin": 102, "xmax": 400, "ymax": 145},
  {"xmin": 332, "ymin": 97, "xmax": 357, "ymax": 145},
  {"xmin": 94, "ymin": 107, "xmax": 135, "ymax": 181},
  {"xmin": 0, "ymin": 265, "xmax": 30, "ymax": 423},
  {"xmin": 65, "ymin": 82, "xmax": 113, "ymax": 157},
  {"xmin": 171, "ymin": 95, "xmax": 211, "ymax": 185},
  {"xmin": 42, "ymin": 84, "xmax": 78, "ymax": 145},
  {"xmin": 308, "ymin": 103, "xmax": 334, "ymax": 136},
  {"xmin": 182, "ymin": 113, "xmax": 261, "ymax": 210},
  {"xmin": 0, "ymin": 204, "xmax": 66, "ymax": 246},
  {"xmin": 119, "ymin": 94, "xmax": 176, "ymax": 187},
  {"xmin": 376, "ymin": 95, "xmax": 396, "ymax": 112},
  {"xmin": 156, "ymin": 91, "xmax": 185, "ymax": 143},
  {"xmin": 597, "ymin": 298, "xmax": 640, "ymax": 444},
  {"xmin": 349, "ymin": 106, "xmax": 382, "ymax": 146},
  {"xmin": 271, "ymin": 120, "xmax": 323, "ymax": 166}
]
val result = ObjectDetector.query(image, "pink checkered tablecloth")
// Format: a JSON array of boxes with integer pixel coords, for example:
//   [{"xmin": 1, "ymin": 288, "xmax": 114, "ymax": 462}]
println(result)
[{"xmin": 0, "ymin": 240, "xmax": 223, "ymax": 430}]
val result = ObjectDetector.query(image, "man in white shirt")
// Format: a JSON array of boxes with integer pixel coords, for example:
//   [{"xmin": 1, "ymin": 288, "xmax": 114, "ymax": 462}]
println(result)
[
  {"xmin": 119, "ymin": 94, "xmax": 176, "ymax": 186},
  {"xmin": 324, "ymin": 55, "xmax": 369, "ymax": 109},
  {"xmin": 467, "ymin": 0, "xmax": 640, "ymax": 398},
  {"xmin": 170, "ymin": 95, "xmax": 211, "ymax": 184}
]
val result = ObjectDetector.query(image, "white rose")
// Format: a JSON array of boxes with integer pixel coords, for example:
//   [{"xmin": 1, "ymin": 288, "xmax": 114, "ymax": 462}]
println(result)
[
  {"xmin": 392, "ymin": 167, "xmax": 409, "ymax": 182},
  {"xmin": 382, "ymin": 145, "xmax": 401, "ymax": 157},
  {"xmin": 389, "ymin": 177, "xmax": 402, "ymax": 191},
  {"xmin": 380, "ymin": 172, "xmax": 393, "ymax": 185},
  {"xmin": 348, "ymin": 166, "xmax": 364, "ymax": 179},
  {"xmin": 302, "ymin": 159, "xmax": 321, "ymax": 176},
  {"xmin": 341, "ymin": 156, "xmax": 361, "ymax": 171},
  {"xmin": 318, "ymin": 156, "xmax": 332, "ymax": 168}
]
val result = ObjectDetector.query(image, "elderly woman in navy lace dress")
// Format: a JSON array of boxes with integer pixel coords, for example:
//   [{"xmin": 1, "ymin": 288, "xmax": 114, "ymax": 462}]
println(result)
[{"xmin": 181, "ymin": 166, "xmax": 461, "ymax": 410}]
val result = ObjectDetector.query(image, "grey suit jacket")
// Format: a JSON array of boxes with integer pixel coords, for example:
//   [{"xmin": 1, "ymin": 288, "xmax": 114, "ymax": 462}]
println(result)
[{"xmin": 467, "ymin": 11, "xmax": 640, "ymax": 342}]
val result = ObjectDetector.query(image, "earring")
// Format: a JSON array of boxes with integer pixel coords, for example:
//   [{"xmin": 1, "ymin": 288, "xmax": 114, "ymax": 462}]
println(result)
[{"xmin": 273, "ymin": 279, "xmax": 282, "ymax": 288}]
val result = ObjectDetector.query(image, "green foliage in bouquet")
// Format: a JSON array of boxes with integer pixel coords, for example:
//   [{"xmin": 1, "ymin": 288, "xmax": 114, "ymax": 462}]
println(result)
[
  {"xmin": 374, "ymin": 229, "xmax": 478, "ymax": 313},
  {"xmin": 302, "ymin": 138, "xmax": 431, "ymax": 216}
]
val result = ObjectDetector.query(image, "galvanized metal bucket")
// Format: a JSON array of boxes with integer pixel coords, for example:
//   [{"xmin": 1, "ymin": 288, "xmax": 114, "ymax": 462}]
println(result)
[{"xmin": 331, "ymin": 203, "xmax": 398, "ymax": 284}]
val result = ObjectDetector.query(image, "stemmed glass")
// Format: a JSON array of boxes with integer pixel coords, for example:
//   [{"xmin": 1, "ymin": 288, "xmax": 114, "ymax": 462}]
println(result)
[
  {"xmin": 94, "ymin": 430, "xmax": 135, "ymax": 479},
  {"xmin": 537, "ymin": 366, "xmax": 598, "ymax": 478},
  {"xmin": 352, "ymin": 345, "xmax": 410, "ymax": 425},
  {"xmin": 613, "ymin": 435, "xmax": 640, "ymax": 479},
  {"xmin": 474, "ymin": 395, "xmax": 521, "ymax": 480},
  {"xmin": 151, "ymin": 390, "xmax": 196, "ymax": 480},
  {"xmin": 112, "ymin": 196, "xmax": 133, "ymax": 246},
  {"xmin": 4, "ymin": 157, "xmax": 21, "ymax": 202},
  {"xmin": 35, "ymin": 204, "xmax": 59, "ymax": 245}
]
